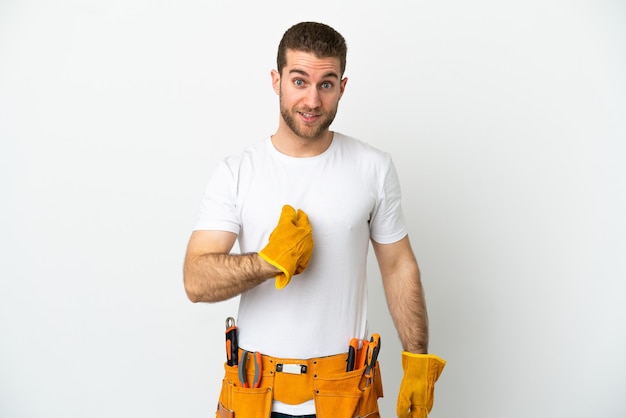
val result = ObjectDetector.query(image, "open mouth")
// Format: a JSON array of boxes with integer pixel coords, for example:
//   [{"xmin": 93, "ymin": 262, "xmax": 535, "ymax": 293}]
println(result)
[{"xmin": 299, "ymin": 112, "xmax": 320, "ymax": 122}]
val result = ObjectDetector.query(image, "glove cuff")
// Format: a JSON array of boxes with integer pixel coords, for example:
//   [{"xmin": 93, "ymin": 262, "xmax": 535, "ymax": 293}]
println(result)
[
  {"xmin": 402, "ymin": 351, "xmax": 446, "ymax": 365},
  {"xmin": 274, "ymin": 273, "xmax": 290, "ymax": 289},
  {"xmin": 258, "ymin": 251, "xmax": 292, "ymax": 280}
]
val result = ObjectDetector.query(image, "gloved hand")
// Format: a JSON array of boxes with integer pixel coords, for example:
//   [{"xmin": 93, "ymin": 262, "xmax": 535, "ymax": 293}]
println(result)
[
  {"xmin": 397, "ymin": 352, "xmax": 446, "ymax": 418},
  {"xmin": 258, "ymin": 205, "xmax": 314, "ymax": 289}
]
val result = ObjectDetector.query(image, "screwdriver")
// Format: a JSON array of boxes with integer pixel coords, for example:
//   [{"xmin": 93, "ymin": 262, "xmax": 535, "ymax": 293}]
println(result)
[
  {"xmin": 346, "ymin": 338, "xmax": 359, "ymax": 372},
  {"xmin": 225, "ymin": 317, "xmax": 238, "ymax": 366}
]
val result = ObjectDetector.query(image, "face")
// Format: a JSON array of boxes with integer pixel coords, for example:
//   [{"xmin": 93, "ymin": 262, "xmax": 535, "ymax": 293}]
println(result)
[{"xmin": 272, "ymin": 50, "xmax": 348, "ymax": 140}]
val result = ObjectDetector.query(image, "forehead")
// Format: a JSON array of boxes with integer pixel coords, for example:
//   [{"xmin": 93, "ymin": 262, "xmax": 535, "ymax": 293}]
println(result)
[{"xmin": 283, "ymin": 49, "xmax": 342, "ymax": 78}]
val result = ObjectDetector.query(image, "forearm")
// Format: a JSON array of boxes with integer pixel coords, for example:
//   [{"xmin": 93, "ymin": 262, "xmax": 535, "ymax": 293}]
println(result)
[
  {"xmin": 385, "ymin": 260, "xmax": 430, "ymax": 353},
  {"xmin": 374, "ymin": 236, "xmax": 430, "ymax": 354},
  {"xmin": 183, "ymin": 252, "xmax": 279, "ymax": 303}
]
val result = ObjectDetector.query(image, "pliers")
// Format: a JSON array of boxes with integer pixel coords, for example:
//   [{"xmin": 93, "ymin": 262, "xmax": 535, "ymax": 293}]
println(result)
[
  {"xmin": 364, "ymin": 333, "xmax": 381, "ymax": 379},
  {"xmin": 238, "ymin": 350, "xmax": 262, "ymax": 388}
]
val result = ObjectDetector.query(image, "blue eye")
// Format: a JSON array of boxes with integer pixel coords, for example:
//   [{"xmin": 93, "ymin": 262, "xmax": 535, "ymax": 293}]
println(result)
[
  {"xmin": 321, "ymin": 82, "xmax": 332, "ymax": 89},
  {"xmin": 294, "ymin": 79, "xmax": 304, "ymax": 87}
]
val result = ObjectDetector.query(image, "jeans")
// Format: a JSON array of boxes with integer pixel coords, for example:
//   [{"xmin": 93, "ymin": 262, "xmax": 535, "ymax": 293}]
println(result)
[{"xmin": 271, "ymin": 413, "xmax": 316, "ymax": 418}]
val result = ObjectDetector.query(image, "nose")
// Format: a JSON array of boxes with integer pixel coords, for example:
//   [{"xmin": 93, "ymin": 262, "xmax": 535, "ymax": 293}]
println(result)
[{"xmin": 304, "ymin": 86, "xmax": 322, "ymax": 109}]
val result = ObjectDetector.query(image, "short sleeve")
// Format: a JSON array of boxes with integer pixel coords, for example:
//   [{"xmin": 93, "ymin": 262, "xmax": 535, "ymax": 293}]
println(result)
[
  {"xmin": 193, "ymin": 160, "xmax": 241, "ymax": 234},
  {"xmin": 369, "ymin": 156, "xmax": 408, "ymax": 244}
]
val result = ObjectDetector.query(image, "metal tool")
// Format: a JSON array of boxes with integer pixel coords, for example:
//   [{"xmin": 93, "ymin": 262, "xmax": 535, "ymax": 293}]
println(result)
[
  {"xmin": 276, "ymin": 363, "xmax": 307, "ymax": 374},
  {"xmin": 239, "ymin": 350, "xmax": 263, "ymax": 388},
  {"xmin": 364, "ymin": 333, "xmax": 381, "ymax": 379},
  {"xmin": 346, "ymin": 338, "xmax": 359, "ymax": 372},
  {"xmin": 225, "ymin": 317, "xmax": 238, "ymax": 366}
]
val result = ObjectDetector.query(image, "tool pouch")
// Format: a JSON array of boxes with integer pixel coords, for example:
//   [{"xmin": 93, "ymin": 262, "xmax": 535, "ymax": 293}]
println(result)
[
  {"xmin": 216, "ymin": 355, "xmax": 383, "ymax": 418},
  {"xmin": 313, "ymin": 361, "xmax": 383, "ymax": 418},
  {"xmin": 217, "ymin": 363, "xmax": 273, "ymax": 418}
]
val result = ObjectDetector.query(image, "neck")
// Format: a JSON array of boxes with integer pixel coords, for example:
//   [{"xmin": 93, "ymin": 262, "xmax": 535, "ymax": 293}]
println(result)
[{"xmin": 271, "ymin": 126, "xmax": 334, "ymax": 158}]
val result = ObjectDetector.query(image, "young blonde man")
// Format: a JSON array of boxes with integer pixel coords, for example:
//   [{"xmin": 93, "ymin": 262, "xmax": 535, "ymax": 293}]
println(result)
[{"xmin": 184, "ymin": 21, "xmax": 445, "ymax": 418}]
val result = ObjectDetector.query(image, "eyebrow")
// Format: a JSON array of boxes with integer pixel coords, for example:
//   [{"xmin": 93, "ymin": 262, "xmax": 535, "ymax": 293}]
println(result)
[{"xmin": 288, "ymin": 69, "xmax": 340, "ymax": 80}]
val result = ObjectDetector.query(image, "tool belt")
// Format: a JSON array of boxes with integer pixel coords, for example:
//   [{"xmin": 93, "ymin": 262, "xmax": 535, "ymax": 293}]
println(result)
[{"xmin": 217, "ymin": 349, "xmax": 383, "ymax": 418}]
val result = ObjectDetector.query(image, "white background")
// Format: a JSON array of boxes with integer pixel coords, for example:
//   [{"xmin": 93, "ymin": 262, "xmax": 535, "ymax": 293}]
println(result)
[{"xmin": 1, "ymin": 1, "xmax": 625, "ymax": 417}]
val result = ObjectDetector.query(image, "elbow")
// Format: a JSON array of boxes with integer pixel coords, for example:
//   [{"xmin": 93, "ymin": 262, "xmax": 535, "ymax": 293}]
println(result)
[
  {"xmin": 185, "ymin": 288, "xmax": 202, "ymax": 303},
  {"xmin": 183, "ymin": 270, "xmax": 221, "ymax": 303},
  {"xmin": 183, "ymin": 267, "xmax": 205, "ymax": 303},
  {"xmin": 186, "ymin": 287, "xmax": 223, "ymax": 304},
  {"xmin": 185, "ymin": 281, "xmax": 214, "ymax": 303},
  {"xmin": 183, "ymin": 278, "xmax": 201, "ymax": 303}
]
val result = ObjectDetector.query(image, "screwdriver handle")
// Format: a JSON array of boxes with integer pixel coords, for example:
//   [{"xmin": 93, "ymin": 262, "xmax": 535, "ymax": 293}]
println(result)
[{"xmin": 225, "ymin": 317, "xmax": 238, "ymax": 366}]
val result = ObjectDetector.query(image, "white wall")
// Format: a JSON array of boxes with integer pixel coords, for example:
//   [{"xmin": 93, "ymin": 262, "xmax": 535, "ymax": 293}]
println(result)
[{"xmin": 1, "ymin": 1, "xmax": 625, "ymax": 417}]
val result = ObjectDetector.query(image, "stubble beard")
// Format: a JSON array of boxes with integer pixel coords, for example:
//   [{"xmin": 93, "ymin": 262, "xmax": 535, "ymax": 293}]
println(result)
[{"xmin": 279, "ymin": 95, "xmax": 337, "ymax": 140}]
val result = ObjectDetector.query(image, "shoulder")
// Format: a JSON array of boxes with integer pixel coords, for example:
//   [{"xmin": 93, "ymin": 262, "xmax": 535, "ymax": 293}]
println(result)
[
  {"xmin": 220, "ymin": 137, "xmax": 270, "ymax": 167},
  {"xmin": 333, "ymin": 132, "xmax": 393, "ymax": 166}
]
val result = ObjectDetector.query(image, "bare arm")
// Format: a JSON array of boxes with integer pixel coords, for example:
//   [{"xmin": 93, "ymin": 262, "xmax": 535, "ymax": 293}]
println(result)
[
  {"xmin": 183, "ymin": 230, "xmax": 280, "ymax": 303},
  {"xmin": 372, "ymin": 235, "xmax": 429, "ymax": 353}
]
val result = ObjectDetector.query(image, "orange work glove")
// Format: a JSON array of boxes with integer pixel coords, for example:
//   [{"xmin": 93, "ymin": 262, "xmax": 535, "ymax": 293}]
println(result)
[
  {"xmin": 258, "ymin": 205, "xmax": 314, "ymax": 289},
  {"xmin": 397, "ymin": 352, "xmax": 446, "ymax": 418}
]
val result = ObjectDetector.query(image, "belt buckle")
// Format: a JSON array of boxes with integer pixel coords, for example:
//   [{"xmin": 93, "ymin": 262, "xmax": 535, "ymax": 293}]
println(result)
[{"xmin": 276, "ymin": 363, "xmax": 307, "ymax": 374}]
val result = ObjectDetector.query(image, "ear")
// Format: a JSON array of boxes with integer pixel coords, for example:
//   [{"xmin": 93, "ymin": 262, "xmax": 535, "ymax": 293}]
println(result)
[
  {"xmin": 271, "ymin": 69, "xmax": 281, "ymax": 95},
  {"xmin": 339, "ymin": 77, "xmax": 348, "ymax": 99}
]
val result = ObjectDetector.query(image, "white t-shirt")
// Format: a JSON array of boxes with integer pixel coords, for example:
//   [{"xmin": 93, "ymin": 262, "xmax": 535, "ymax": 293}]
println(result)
[{"xmin": 195, "ymin": 132, "xmax": 407, "ymax": 358}]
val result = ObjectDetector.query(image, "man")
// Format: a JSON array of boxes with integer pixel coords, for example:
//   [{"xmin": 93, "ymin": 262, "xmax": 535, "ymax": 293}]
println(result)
[{"xmin": 184, "ymin": 21, "xmax": 445, "ymax": 418}]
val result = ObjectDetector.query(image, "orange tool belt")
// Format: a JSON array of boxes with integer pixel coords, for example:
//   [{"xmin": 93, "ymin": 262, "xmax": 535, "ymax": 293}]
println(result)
[{"xmin": 217, "ymin": 348, "xmax": 383, "ymax": 418}]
